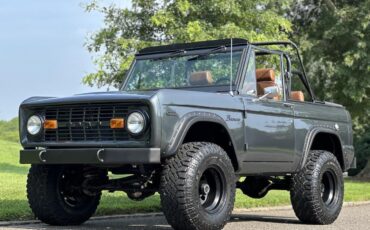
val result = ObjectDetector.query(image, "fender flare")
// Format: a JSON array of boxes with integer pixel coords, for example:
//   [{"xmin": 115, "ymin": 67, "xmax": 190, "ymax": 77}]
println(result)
[
  {"xmin": 164, "ymin": 111, "xmax": 239, "ymax": 167},
  {"xmin": 298, "ymin": 127, "xmax": 344, "ymax": 170}
]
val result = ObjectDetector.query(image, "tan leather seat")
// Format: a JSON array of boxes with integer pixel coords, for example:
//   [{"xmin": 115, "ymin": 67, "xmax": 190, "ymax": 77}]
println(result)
[
  {"xmin": 256, "ymin": 68, "xmax": 277, "ymax": 96},
  {"xmin": 290, "ymin": 91, "xmax": 304, "ymax": 102},
  {"xmin": 189, "ymin": 71, "xmax": 213, "ymax": 86},
  {"xmin": 256, "ymin": 68, "xmax": 275, "ymax": 82}
]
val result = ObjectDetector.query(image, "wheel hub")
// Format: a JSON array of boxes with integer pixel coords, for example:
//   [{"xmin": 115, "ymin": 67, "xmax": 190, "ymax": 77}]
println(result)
[
  {"xmin": 320, "ymin": 169, "xmax": 337, "ymax": 207},
  {"xmin": 198, "ymin": 166, "xmax": 226, "ymax": 212},
  {"xmin": 199, "ymin": 183, "xmax": 210, "ymax": 204},
  {"xmin": 321, "ymin": 182, "xmax": 325, "ymax": 196},
  {"xmin": 202, "ymin": 184, "xmax": 211, "ymax": 194},
  {"xmin": 58, "ymin": 168, "xmax": 94, "ymax": 208}
]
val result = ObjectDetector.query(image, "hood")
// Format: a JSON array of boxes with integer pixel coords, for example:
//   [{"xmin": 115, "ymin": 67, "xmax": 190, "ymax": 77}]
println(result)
[{"xmin": 20, "ymin": 91, "xmax": 157, "ymax": 107}]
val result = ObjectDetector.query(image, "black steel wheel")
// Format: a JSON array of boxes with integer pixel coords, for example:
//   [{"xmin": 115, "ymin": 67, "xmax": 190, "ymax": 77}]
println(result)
[
  {"xmin": 160, "ymin": 142, "xmax": 236, "ymax": 230},
  {"xmin": 199, "ymin": 166, "xmax": 227, "ymax": 213},
  {"xmin": 27, "ymin": 165, "xmax": 101, "ymax": 226},
  {"xmin": 290, "ymin": 150, "xmax": 344, "ymax": 224},
  {"xmin": 57, "ymin": 168, "xmax": 97, "ymax": 209},
  {"xmin": 321, "ymin": 169, "xmax": 340, "ymax": 208}
]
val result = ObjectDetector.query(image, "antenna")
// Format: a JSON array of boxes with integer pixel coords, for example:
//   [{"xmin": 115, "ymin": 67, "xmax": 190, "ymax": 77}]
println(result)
[{"xmin": 229, "ymin": 38, "xmax": 234, "ymax": 96}]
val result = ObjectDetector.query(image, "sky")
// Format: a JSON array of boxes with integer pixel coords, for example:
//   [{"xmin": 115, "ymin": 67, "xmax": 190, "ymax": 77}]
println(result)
[{"xmin": 0, "ymin": 0, "xmax": 131, "ymax": 120}]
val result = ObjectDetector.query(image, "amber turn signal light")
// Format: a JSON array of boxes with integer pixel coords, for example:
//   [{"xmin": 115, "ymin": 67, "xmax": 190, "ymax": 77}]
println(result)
[
  {"xmin": 44, "ymin": 119, "xmax": 58, "ymax": 129},
  {"xmin": 110, "ymin": 118, "xmax": 125, "ymax": 129}
]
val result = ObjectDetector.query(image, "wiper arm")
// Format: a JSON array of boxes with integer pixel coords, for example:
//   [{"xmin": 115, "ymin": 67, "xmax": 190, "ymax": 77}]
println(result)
[
  {"xmin": 186, "ymin": 46, "xmax": 227, "ymax": 61},
  {"xmin": 151, "ymin": 49, "xmax": 187, "ymax": 61}
]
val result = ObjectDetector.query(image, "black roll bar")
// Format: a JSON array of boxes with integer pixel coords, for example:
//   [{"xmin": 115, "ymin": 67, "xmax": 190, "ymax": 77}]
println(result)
[{"xmin": 252, "ymin": 41, "xmax": 315, "ymax": 101}]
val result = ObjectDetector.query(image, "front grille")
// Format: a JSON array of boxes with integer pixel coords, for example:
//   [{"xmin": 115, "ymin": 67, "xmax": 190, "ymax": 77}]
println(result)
[{"xmin": 41, "ymin": 104, "xmax": 147, "ymax": 142}]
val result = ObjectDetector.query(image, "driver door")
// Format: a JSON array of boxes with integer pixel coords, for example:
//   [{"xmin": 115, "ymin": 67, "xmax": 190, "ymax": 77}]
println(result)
[{"xmin": 240, "ymin": 47, "xmax": 295, "ymax": 174}]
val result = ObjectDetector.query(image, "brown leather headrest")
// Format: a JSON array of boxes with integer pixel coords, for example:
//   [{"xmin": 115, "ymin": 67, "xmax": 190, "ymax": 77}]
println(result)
[
  {"xmin": 256, "ymin": 68, "xmax": 275, "ymax": 82},
  {"xmin": 290, "ymin": 91, "xmax": 304, "ymax": 102},
  {"xmin": 189, "ymin": 71, "xmax": 213, "ymax": 86}
]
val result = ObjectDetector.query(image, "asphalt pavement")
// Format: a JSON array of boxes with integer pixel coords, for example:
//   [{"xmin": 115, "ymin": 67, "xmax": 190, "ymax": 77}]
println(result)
[{"xmin": 1, "ymin": 203, "xmax": 370, "ymax": 230}]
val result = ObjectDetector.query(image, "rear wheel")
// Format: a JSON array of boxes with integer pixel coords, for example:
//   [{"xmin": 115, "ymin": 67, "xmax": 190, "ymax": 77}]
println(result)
[
  {"xmin": 160, "ymin": 142, "xmax": 236, "ymax": 230},
  {"xmin": 27, "ymin": 165, "xmax": 101, "ymax": 225},
  {"xmin": 290, "ymin": 150, "xmax": 344, "ymax": 224}
]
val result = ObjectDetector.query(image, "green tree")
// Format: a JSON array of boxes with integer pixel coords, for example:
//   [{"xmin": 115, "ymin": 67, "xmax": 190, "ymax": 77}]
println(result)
[
  {"xmin": 84, "ymin": 0, "xmax": 368, "ymax": 134},
  {"xmin": 349, "ymin": 131, "xmax": 370, "ymax": 176},
  {"xmin": 83, "ymin": 0, "xmax": 292, "ymax": 89},
  {"xmin": 290, "ymin": 0, "xmax": 370, "ymax": 133}
]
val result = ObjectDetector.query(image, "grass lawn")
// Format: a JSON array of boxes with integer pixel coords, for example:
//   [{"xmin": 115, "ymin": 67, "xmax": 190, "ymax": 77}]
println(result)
[{"xmin": 1, "ymin": 139, "xmax": 370, "ymax": 221}]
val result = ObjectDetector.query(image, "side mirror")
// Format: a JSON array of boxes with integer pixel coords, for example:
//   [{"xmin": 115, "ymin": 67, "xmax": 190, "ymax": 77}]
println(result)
[
  {"xmin": 264, "ymin": 86, "xmax": 279, "ymax": 99},
  {"xmin": 253, "ymin": 85, "xmax": 280, "ymax": 102}
]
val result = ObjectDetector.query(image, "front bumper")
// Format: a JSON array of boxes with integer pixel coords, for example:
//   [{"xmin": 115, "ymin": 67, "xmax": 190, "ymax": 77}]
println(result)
[{"xmin": 20, "ymin": 148, "xmax": 161, "ymax": 164}]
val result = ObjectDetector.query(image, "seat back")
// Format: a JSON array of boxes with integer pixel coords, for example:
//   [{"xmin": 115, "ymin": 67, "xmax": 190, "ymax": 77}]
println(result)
[
  {"xmin": 256, "ymin": 68, "xmax": 276, "ymax": 96},
  {"xmin": 189, "ymin": 71, "xmax": 213, "ymax": 86},
  {"xmin": 290, "ymin": 91, "xmax": 304, "ymax": 102}
]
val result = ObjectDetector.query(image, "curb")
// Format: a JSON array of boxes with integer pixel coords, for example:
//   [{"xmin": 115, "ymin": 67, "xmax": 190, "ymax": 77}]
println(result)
[
  {"xmin": 342, "ymin": 200, "xmax": 370, "ymax": 207},
  {"xmin": 1, "ymin": 201, "xmax": 370, "ymax": 227},
  {"xmin": 0, "ymin": 213, "xmax": 164, "ymax": 227},
  {"xmin": 233, "ymin": 200, "xmax": 370, "ymax": 213}
]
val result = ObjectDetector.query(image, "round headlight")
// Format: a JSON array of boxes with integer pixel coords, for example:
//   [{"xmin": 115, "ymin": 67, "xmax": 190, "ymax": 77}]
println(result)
[
  {"xmin": 27, "ymin": 115, "xmax": 42, "ymax": 135},
  {"xmin": 127, "ymin": 112, "xmax": 146, "ymax": 135}
]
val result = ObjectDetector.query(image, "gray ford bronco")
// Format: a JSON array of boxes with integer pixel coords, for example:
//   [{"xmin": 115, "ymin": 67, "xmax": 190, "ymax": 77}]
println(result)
[{"xmin": 19, "ymin": 38, "xmax": 355, "ymax": 230}]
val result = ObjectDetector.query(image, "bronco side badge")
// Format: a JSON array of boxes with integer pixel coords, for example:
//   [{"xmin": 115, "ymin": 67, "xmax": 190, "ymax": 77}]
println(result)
[{"xmin": 226, "ymin": 115, "xmax": 241, "ymax": 122}]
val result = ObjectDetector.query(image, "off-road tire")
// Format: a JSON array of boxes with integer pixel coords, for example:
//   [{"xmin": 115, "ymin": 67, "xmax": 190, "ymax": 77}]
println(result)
[
  {"xmin": 27, "ymin": 165, "xmax": 101, "ymax": 225},
  {"xmin": 160, "ymin": 142, "xmax": 236, "ymax": 230},
  {"xmin": 290, "ymin": 150, "xmax": 344, "ymax": 224}
]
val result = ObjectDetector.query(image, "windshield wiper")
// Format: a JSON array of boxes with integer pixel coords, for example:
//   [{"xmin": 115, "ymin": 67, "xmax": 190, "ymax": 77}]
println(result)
[
  {"xmin": 186, "ymin": 46, "xmax": 227, "ymax": 61},
  {"xmin": 151, "ymin": 49, "xmax": 188, "ymax": 61}
]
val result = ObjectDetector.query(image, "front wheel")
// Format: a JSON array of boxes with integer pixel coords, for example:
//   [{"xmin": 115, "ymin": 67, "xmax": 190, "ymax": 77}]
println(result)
[
  {"xmin": 290, "ymin": 150, "xmax": 344, "ymax": 224},
  {"xmin": 160, "ymin": 142, "xmax": 236, "ymax": 230},
  {"xmin": 27, "ymin": 165, "xmax": 102, "ymax": 225}
]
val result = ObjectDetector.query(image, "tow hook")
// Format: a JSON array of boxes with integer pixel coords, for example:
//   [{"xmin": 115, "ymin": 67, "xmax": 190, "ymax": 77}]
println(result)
[
  {"xmin": 38, "ymin": 150, "xmax": 47, "ymax": 163},
  {"xmin": 97, "ymin": 149, "xmax": 105, "ymax": 163}
]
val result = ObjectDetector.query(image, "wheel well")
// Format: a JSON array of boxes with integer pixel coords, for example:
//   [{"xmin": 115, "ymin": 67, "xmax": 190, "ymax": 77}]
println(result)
[
  {"xmin": 310, "ymin": 132, "xmax": 344, "ymax": 170},
  {"xmin": 183, "ymin": 121, "xmax": 238, "ymax": 171}
]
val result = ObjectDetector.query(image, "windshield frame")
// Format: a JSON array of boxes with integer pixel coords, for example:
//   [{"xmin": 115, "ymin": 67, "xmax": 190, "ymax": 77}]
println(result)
[{"xmin": 120, "ymin": 45, "xmax": 249, "ymax": 92}]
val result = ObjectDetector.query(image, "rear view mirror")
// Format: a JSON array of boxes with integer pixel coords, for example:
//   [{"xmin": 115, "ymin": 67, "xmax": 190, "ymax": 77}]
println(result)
[{"xmin": 264, "ymin": 86, "xmax": 279, "ymax": 99}]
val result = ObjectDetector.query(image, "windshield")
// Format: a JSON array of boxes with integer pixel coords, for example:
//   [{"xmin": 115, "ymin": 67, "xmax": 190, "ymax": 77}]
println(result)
[{"xmin": 123, "ymin": 51, "xmax": 242, "ymax": 91}]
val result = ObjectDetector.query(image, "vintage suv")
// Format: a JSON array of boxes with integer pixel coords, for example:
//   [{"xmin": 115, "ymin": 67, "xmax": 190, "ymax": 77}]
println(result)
[{"xmin": 19, "ymin": 38, "xmax": 355, "ymax": 230}]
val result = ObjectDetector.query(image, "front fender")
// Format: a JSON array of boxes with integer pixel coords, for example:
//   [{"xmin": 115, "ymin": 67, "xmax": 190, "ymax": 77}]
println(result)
[{"xmin": 164, "ymin": 111, "xmax": 237, "ymax": 157}]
